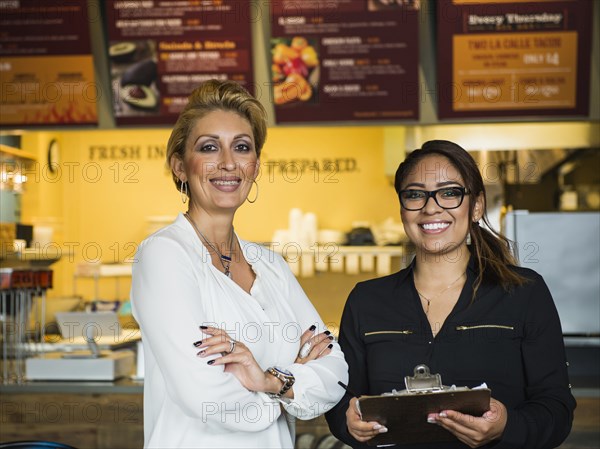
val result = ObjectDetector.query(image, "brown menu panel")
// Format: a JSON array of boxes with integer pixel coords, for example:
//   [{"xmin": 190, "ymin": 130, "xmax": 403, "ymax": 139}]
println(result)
[
  {"xmin": 0, "ymin": 0, "xmax": 97, "ymax": 126},
  {"xmin": 270, "ymin": 1, "xmax": 420, "ymax": 123},
  {"xmin": 437, "ymin": 0, "xmax": 592, "ymax": 119},
  {"xmin": 104, "ymin": 0, "xmax": 254, "ymax": 126}
]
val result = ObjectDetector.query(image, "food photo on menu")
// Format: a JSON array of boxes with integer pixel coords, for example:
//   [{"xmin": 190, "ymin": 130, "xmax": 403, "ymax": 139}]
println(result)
[
  {"xmin": 109, "ymin": 40, "xmax": 160, "ymax": 117},
  {"xmin": 270, "ymin": 36, "xmax": 320, "ymax": 106}
]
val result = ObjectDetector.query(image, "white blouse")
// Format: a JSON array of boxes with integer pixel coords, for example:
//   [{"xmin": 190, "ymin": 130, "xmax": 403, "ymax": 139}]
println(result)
[{"xmin": 131, "ymin": 213, "xmax": 348, "ymax": 448}]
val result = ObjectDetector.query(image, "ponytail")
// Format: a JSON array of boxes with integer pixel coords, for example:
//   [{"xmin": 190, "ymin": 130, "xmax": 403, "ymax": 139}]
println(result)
[{"xmin": 470, "ymin": 215, "xmax": 527, "ymax": 299}]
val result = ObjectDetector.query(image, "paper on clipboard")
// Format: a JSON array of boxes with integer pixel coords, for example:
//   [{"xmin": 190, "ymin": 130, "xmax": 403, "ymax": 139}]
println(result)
[{"xmin": 357, "ymin": 364, "xmax": 491, "ymax": 446}]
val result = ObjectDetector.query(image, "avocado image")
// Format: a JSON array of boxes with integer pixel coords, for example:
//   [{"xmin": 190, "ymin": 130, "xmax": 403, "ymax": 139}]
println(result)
[
  {"xmin": 109, "ymin": 42, "xmax": 136, "ymax": 63},
  {"xmin": 120, "ymin": 59, "xmax": 157, "ymax": 87},
  {"xmin": 121, "ymin": 84, "xmax": 158, "ymax": 110}
]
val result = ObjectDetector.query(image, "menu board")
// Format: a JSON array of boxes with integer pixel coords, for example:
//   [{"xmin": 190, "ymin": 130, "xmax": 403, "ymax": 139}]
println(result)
[
  {"xmin": 437, "ymin": 0, "xmax": 592, "ymax": 119},
  {"xmin": 270, "ymin": 1, "xmax": 420, "ymax": 123},
  {"xmin": 104, "ymin": 0, "xmax": 254, "ymax": 126},
  {"xmin": 0, "ymin": 0, "xmax": 97, "ymax": 126}
]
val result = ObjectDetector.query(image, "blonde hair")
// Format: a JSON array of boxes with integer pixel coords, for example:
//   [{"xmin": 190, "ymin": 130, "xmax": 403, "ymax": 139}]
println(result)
[{"xmin": 166, "ymin": 80, "xmax": 267, "ymax": 191}]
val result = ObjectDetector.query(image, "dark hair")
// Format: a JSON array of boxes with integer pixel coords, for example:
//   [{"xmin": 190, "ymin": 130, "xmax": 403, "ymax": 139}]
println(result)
[
  {"xmin": 167, "ymin": 80, "xmax": 267, "ymax": 191},
  {"xmin": 394, "ymin": 140, "xmax": 527, "ymax": 296}
]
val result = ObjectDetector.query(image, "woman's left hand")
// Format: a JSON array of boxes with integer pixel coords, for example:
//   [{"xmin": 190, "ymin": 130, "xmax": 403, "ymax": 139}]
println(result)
[
  {"xmin": 427, "ymin": 398, "xmax": 507, "ymax": 448},
  {"xmin": 294, "ymin": 325, "xmax": 334, "ymax": 364},
  {"xmin": 196, "ymin": 326, "xmax": 273, "ymax": 393}
]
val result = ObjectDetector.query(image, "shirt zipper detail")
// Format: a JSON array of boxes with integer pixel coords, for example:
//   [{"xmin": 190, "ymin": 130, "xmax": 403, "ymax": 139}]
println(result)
[
  {"xmin": 456, "ymin": 324, "xmax": 514, "ymax": 331},
  {"xmin": 364, "ymin": 330, "xmax": 413, "ymax": 336}
]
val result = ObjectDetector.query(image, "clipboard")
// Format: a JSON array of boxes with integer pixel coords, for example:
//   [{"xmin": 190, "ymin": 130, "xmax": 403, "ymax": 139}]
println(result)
[{"xmin": 357, "ymin": 364, "xmax": 491, "ymax": 446}]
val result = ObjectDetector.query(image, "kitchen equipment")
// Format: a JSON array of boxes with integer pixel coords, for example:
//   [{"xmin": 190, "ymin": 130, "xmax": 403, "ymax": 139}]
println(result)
[
  {"xmin": 26, "ymin": 349, "xmax": 135, "ymax": 381},
  {"xmin": 15, "ymin": 223, "xmax": 33, "ymax": 247},
  {"xmin": 504, "ymin": 210, "xmax": 600, "ymax": 334},
  {"xmin": 54, "ymin": 311, "xmax": 140, "ymax": 346},
  {"xmin": 346, "ymin": 227, "xmax": 376, "ymax": 246},
  {"xmin": 1, "ymin": 268, "xmax": 53, "ymax": 384}
]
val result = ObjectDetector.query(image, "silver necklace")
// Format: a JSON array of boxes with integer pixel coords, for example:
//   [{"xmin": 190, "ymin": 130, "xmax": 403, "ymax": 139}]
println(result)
[
  {"xmin": 185, "ymin": 213, "xmax": 235, "ymax": 279},
  {"xmin": 415, "ymin": 272, "xmax": 465, "ymax": 314}
]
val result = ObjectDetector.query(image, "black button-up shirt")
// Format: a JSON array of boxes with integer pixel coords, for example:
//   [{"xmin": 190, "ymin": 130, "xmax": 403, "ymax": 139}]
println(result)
[{"xmin": 326, "ymin": 258, "xmax": 575, "ymax": 449}]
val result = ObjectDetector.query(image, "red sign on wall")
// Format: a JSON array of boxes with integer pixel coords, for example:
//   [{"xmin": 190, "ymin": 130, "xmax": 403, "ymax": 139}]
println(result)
[
  {"xmin": 104, "ymin": 0, "xmax": 255, "ymax": 126},
  {"xmin": 0, "ymin": 0, "xmax": 97, "ymax": 126},
  {"xmin": 270, "ymin": 1, "xmax": 420, "ymax": 123},
  {"xmin": 437, "ymin": 0, "xmax": 593, "ymax": 119}
]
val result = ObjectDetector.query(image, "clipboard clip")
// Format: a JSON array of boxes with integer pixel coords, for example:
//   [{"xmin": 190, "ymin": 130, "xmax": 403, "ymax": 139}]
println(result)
[{"xmin": 404, "ymin": 364, "xmax": 443, "ymax": 393}]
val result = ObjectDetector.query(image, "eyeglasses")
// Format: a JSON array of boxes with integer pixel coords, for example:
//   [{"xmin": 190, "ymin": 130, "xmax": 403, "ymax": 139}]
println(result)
[{"xmin": 398, "ymin": 187, "xmax": 470, "ymax": 211}]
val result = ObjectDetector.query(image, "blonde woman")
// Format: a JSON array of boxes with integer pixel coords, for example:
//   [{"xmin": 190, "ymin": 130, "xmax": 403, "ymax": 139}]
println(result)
[{"xmin": 132, "ymin": 80, "xmax": 347, "ymax": 448}]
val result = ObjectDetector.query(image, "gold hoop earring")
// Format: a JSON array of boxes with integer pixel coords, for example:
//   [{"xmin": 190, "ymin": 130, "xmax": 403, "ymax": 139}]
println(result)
[
  {"xmin": 180, "ymin": 181, "xmax": 188, "ymax": 204},
  {"xmin": 246, "ymin": 180, "xmax": 258, "ymax": 203}
]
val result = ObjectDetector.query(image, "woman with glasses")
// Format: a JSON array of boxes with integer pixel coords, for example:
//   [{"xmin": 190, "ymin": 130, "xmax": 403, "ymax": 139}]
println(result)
[{"xmin": 326, "ymin": 140, "xmax": 575, "ymax": 448}]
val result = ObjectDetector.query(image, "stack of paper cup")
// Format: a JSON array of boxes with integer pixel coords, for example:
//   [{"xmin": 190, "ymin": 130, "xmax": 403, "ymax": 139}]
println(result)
[
  {"xmin": 32, "ymin": 226, "xmax": 53, "ymax": 247},
  {"xmin": 302, "ymin": 212, "xmax": 318, "ymax": 248},
  {"xmin": 289, "ymin": 208, "xmax": 303, "ymax": 247}
]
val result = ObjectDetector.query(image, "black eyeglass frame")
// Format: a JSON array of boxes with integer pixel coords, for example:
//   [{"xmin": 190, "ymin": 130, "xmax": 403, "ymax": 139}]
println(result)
[{"xmin": 398, "ymin": 186, "xmax": 470, "ymax": 211}]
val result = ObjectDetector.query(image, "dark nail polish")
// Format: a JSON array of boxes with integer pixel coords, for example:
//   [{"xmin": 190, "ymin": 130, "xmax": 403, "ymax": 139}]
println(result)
[
  {"xmin": 207, "ymin": 359, "xmax": 215, "ymax": 365},
  {"xmin": 193, "ymin": 340, "xmax": 202, "ymax": 347},
  {"xmin": 196, "ymin": 350, "xmax": 205, "ymax": 356},
  {"xmin": 324, "ymin": 330, "xmax": 331, "ymax": 335},
  {"xmin": 328, "ymin": 335, "xmax": 334, "ymax": 340},
  {"xmin": 327, "ymin": 344, "xmax": 333, "ymax": 349},
  {"xmin": 200, "ymin": 325, "xmax": 208, "ymax": 330},
  {"xmin": 309, "ymin": 325, "xmax": 316, "ymax": 331}
]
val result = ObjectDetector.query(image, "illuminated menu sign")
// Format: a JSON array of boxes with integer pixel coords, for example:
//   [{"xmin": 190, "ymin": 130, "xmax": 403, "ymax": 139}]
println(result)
[
  {"xmin": 0, "ymin": 0, "xmax": 97, "ymax": 126},
  {"xmin": 270, "ymin": 1, "xmax": 420, "ymax": 123},
  {"xmin": 437, "ymin": 0, "xmax": 592, "ymax": 119},
  {"xmin": 104, "ymin": 0, "xmax": 254, "ymax": 126}
]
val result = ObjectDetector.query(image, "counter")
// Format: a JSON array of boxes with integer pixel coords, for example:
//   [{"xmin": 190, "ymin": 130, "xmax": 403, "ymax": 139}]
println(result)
[
  {"xmin": 0, "ymin": 377, "xmax": 143, "ymax": 395},
  {"xmin": 0, "ymin": 378, "xmax": 336, "ymax": 449},
  {"xmin": 1, "ymin": 379, "xmax": 144, "ymax": 448},
  {"xmin": 0, "ymin": 379, "xmax": 597, "ymax": 449}
]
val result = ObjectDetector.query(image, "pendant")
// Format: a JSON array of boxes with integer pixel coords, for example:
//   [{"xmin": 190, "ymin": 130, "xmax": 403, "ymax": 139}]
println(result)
[{"xmin": 225, "ymin": 270, "xmax": 232, "ymax": 279}]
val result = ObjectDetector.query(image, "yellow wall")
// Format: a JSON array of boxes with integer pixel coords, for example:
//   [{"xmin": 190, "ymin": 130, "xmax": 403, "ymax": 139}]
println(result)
[{"xmin": 18, "ymin": 126, "xmax": 404, "ymax": 303}]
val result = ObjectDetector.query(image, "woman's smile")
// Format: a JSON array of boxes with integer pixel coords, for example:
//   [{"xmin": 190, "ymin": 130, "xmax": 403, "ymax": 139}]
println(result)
[
  {"xmin": 419, "ymin": 221, "xmax": 451, "ymax": 233},
  {"xmin": 210, "ymin": 176, "xmax": 242, "ymax": 191}
]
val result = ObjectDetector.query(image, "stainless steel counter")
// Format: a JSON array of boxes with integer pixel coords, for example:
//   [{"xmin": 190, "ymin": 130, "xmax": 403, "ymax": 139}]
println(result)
[{"xmin": 0, "ymin": 376, "xmax": 143, "ymax": 394}]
